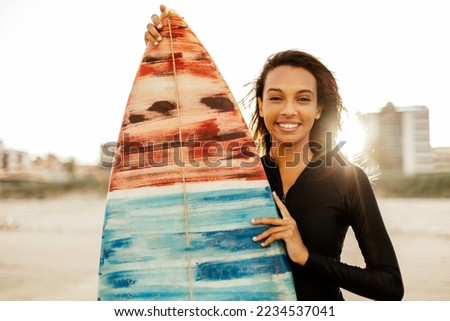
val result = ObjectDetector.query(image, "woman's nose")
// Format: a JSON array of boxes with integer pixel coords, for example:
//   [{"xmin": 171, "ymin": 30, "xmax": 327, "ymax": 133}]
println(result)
[{"xmin": 281, "ymin": 100, "xmax": 297, "ymax": 115}]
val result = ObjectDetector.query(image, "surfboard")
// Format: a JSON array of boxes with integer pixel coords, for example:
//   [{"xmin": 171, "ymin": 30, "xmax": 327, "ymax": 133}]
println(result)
[{"xmin": 97, "ymin": 8, "xmax": 296, "ymax": 301}]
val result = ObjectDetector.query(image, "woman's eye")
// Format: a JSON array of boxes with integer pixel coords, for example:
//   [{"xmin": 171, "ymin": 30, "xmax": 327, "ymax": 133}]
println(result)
[
  {"xmin": 269, "ymin": 96, "xmax": 282, "ymax": 101},
  {"xmin": 298, "ymin": 97, "xmax": 311, "ymax": 102}
]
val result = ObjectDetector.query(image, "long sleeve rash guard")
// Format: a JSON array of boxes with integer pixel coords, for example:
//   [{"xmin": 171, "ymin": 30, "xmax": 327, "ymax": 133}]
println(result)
[{"xmin": 261, "ymin": 155, "xmax": 404, "ymax": 301}]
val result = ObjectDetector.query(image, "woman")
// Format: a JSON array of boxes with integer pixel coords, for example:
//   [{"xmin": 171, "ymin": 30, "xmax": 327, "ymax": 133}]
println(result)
[{"xmin": 146, "ymin": 5, "xmax": 404, "ymax": 301}]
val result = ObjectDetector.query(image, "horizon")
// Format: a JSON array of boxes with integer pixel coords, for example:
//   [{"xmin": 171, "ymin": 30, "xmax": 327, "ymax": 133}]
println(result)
[{"xmin": 1, "ymin": 101, "xmax": 446, "ymax": 167}]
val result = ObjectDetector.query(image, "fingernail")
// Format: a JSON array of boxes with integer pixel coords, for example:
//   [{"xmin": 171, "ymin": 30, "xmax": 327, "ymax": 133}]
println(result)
[
  {"xmin": 157, "ymin": 36, "xmax": 162, "ymax": 41},
  {"xmin": 157, "ymin": 23, "xmax": 163, "ymax": 29},
  {"xmin": 252, "ymin": 236, "xmax": 257, "ymax": 241},
  {"xmin": 153, "ymin": 41, "xmax": 159, "ymax": 46},
  {"xmin": 251, "ymin": 219, "xmax": 255, "ymax": 224},
  {"xmin": 261, "ymin": 242, "xmax": 265, "ymax": 247}
]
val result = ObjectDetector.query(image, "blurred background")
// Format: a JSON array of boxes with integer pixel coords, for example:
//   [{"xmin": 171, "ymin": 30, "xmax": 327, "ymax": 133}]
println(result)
[{"xmin": 1, "ymin": 0, "xmax": 449, "ymax": 300}]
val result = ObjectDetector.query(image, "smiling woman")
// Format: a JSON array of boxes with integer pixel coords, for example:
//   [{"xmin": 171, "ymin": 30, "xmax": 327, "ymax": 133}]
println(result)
[
  {"xmin": 231, "ymin": 48, "xmax": 403, "ymax": 300},
  {"xmin": 257, "ymin": 66, "xmax": 322, "ymax": 161}
]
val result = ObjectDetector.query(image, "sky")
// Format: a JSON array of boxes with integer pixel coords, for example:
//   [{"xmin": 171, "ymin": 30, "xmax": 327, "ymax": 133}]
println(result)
[{"xmin": 1, "ymin": 0, "xmax": 449, "ymax": 165}]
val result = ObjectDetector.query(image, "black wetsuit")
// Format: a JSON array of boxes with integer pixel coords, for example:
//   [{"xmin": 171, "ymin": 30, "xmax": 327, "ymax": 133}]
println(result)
[{"xmin": 261, "ymin": 155, "xmax": 404, "ymax": 301}]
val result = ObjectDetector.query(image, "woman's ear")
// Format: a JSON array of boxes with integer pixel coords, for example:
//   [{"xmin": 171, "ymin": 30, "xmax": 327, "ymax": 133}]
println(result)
[
  {"xmin": 315, "ymin": 105, "xmax": 322, "ymax": 120},
  {"xmin": 257, "ymin": 98, "xmax": 264, "ymax": 117}
]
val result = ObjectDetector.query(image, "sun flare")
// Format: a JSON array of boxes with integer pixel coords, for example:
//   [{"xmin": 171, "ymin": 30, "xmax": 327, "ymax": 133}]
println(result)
[{"xmin": 337, "ymin": 113, "xmax": 368, "ymax": 160}]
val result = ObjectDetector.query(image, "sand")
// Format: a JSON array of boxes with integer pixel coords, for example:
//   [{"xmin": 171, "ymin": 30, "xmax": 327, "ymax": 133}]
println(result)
[{"xmin": 1, "ymin": 193, "xmax": 449, "ymax": 301}]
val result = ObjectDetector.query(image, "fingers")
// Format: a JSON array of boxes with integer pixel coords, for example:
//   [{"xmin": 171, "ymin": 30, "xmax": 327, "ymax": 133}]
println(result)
[
  {"xmin": 252, "ymin": 225, "xmax": 290, "ymax": 246},
  {"xmin": 272, "ymin": 192, "xmax": 293, "ymax": 220},
  {"xmin": 252, "ymin": 192, "xmax": 309, "ymax": 265},
  {"xmin": 145, "ymin": 31, "xmax": 161, "ymax": 46},
  {"xmin": 151, "ymin": 13, "xmax": 163, "ymax": 30},
  {"xmin": 145, "ymin": 22, "xmax": 163, "ymax": 46},
  {"xmin": 144, "ymin": 4, "xmax": 166, "ymax": 46},
  {"xmin": 251, "ymin": 217, "xmax": 286, "ymax": 226},
  {"xmin": 257, "ymin": 232, "xmax": 286, "ymax": 247},
  {"xmin": 251, "ymin": 216, "xmax": 298, "ymax": 247}
]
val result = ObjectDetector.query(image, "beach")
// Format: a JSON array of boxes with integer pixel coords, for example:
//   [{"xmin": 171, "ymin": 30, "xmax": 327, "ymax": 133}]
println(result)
[{"xmin": 1, "ymin": 193, "xmax": 449, "ymax": 301}]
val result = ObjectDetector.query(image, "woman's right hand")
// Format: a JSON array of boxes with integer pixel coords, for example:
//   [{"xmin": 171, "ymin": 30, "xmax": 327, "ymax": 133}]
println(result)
[{"xmin": 144, "ymin": 4, "xmax": 167, "ymax": 46}]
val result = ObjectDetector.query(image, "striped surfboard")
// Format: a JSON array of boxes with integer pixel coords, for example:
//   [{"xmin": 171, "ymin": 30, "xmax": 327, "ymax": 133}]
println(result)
[{"xmin": 98, "ymin": 8, "xmax": 296, "ymax": 301}]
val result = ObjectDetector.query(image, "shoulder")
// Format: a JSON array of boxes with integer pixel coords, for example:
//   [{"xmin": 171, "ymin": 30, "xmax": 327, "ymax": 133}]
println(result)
[{"xmin": 310, "ymin": 155, "xmax": 373, "ymax": 191}]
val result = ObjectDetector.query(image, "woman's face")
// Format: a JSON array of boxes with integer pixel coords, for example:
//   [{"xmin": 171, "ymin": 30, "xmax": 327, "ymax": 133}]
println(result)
[{"xmin": 258, "ymin": 66, "xmax": 322, "ymax": 153}]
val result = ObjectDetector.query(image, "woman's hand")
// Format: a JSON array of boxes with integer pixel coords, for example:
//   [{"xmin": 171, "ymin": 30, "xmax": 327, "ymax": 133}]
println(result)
[
  {"xmin": 252, "ymin": 192, "xmax": 310, "ymax": 266},
  {"xmin": 144, "ymin": 4, "xmax": 168, "ymax": 46}
]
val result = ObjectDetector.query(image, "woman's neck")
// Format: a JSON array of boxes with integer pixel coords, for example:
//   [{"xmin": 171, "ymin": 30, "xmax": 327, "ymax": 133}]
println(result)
[{"xmin": 270, "ymin": 143, "xmax": 313, "ymax": 170}]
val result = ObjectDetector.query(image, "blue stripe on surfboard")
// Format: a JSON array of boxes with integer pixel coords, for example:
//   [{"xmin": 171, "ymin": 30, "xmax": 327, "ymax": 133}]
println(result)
[
  {"xmin": 103, "ymin": 186, "xmax": 278, "ymax": 235},
  {"xmin": 99, "ymin": 185, "xmax": 296, "ymax": 300},
  {"xmin": 100, "ymin": 186, "xmax": 278, "ymax": 266},
  {"xmin": 99, "ymin": 274, "xmax": 295, "ymax": 300},
  {"xmin": 196, "ymin": 255, "xmax": 291, "ymax": 281},
  {"xmin": 189, "ymin": 227, "xmax": 267, "ymax": 252},
  {"xmin": 102, "ymin": 255, "xmax": 290, "ymax": 287},
  {"xmin": 105, "ymin": 186, "xmax": 274, "ymax": 215},
  {"xmin": 99, "ymin": 261, "xmax": 294, "ymax": 301},
  {"xmin": 101, "ymin": 226, "xmax": 267, "ymax": 265}
]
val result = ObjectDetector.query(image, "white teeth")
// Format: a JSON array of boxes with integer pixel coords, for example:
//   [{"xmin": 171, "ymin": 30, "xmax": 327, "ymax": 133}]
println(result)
[{"xmin": 278, "ymin": 123, "xmax": 300, "ymax": 129}]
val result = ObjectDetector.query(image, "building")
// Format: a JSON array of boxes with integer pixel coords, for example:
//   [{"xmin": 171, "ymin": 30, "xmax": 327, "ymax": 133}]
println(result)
[
  {"xmin": 0, "ymin": 140, "xmax": 32, "ymax": 172},
  {"xmin": 433, "ymin": 147, "xmax": 450, "ymax": 173},
  {"xmin": 1, "ymin": 140, "xmax": 110, "ymax": 198},
  {"xmin": 361, "ymin": 102, "xmax": 434, "ymax": 176},
  {"xmin": 1, "ymin": 140, "xmax": 87, "ymax": 183}
]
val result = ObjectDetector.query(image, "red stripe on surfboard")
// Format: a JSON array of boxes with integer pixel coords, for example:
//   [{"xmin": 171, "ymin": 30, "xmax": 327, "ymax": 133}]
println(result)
[
  {"xmin": 137, "ymin": 15, "xmax": 220, "ymax": 79},
  {"xmin": 109, "ymin": 10, "xmax": 266, "ymax": 191}
]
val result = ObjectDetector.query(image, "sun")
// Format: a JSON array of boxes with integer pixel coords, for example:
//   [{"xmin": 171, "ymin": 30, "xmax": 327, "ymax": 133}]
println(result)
[{"xmin": 337, "ymin": 112, "xmax": 368, "ymax": 161}]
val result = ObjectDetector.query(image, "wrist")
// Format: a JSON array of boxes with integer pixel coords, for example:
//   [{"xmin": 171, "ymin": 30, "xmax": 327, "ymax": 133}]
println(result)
[
  {"xmin": 292, "ymin": 247, "xmax": 309, "ymax": 266},
  {"xmin": 299, "ymin": 249, "xmax": 310, "ymax": 266}
]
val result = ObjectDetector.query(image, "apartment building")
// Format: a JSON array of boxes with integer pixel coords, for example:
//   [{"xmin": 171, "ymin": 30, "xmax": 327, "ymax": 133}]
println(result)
[{"xmin": 361, "ymin": 102, "xmax": 434, "ymax": 175}]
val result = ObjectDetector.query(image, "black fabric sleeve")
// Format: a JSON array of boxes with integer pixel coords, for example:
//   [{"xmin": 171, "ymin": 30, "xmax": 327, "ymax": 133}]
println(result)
[{"xmin": 303, "ymin": 166, "xmax": 404, "ymax": 300}]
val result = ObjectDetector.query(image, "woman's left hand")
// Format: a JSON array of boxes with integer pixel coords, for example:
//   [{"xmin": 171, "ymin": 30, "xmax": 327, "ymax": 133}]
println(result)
[{"xmin": 252, "ymin": 192, "xmax": 310, "ymax": 266}]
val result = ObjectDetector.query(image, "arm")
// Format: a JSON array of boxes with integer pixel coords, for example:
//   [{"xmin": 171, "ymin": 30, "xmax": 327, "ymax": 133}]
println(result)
[
  {"xmin": 254, "ymin": 165, "xmax": 404, "ymax": 300},
  {"xmin": 305, "ymin": 166, "xmax": 404, "ymax": 300}
]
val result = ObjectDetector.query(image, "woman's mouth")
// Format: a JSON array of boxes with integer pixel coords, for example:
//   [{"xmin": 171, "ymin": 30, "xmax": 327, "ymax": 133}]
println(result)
[{"xmin": 277, "ymin": 122, "xmax": 300, "ymax": 129}]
